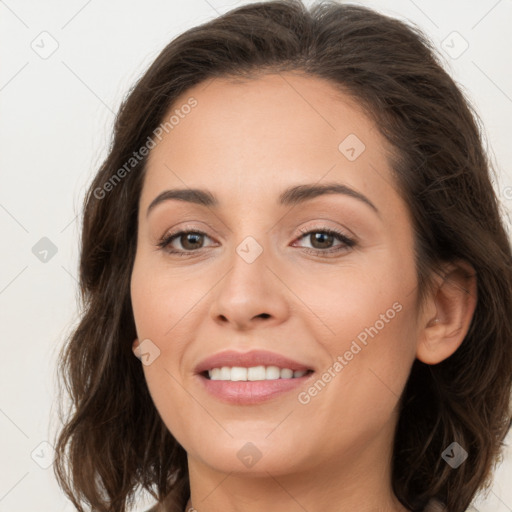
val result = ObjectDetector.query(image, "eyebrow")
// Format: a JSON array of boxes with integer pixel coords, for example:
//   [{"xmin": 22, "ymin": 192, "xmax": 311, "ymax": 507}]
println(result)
[{"xmin": 146, "ymin": 182, "xmax": 379, "ymax": 217}]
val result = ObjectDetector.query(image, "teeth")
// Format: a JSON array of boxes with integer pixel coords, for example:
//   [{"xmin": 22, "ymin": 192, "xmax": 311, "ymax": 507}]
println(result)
[
  {"xmin": 231, "ymin": 367, "xmax": 247, "ymax": 381},
  {"xmin": 207, "ymin": 366, "xmax": 309, "ymax": 381},
  {"xmin": 248, "ymin": 366, "xmax": 266, "ymax": 381}
]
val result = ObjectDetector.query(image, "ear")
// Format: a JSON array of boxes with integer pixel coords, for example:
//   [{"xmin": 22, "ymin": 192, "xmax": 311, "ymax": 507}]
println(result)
[
  {"xmin": 416, "ymin": 259, "xmax": 477, "ymax": 365},
  {"xmin": 132, "ymin": 338, "xmax": 141, "ymax": 359}
]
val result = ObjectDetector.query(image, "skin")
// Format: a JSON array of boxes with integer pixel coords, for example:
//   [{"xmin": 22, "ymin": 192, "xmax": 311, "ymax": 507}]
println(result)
[{"xmin": 130, "ymin": 72, "xmax": 477, "ymax": 512}]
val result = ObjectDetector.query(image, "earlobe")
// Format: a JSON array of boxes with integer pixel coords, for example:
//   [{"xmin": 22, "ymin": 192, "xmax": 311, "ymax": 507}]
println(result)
[
  {"xmin": 132, "ymin": 338, "xmax": 141, "ymax": 359},
  {"xmin": 416, "ymin": 260, "xmax": 477, "ymax": 365}
]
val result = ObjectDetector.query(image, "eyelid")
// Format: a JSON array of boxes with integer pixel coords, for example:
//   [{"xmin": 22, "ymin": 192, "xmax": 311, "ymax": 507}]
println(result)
[
  {"xmin": 157, "ymin": 227, "xmax": 216, "ymax": 249},
  {"xmin": 157, "ymin": 222, "xmax": 357, "ymax": 257},
  {"xmin": 157, "ymin": 220, "xmax": 218, "ymax": 242},
  {"xmin": 293, "ymin": 225, "xmax": 356, "ymax": 250}
]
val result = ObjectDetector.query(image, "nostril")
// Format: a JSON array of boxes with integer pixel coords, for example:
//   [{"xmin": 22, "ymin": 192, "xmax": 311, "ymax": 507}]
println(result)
[{"xmin": 257, "ymin": 313, "xmax": 271, "ymax": 319}]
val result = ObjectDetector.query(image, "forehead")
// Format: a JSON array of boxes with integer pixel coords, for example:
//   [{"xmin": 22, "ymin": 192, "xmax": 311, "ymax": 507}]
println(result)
[{"xmin": 141, "ymin": 72, "xmax": 397, "ymax": 210}]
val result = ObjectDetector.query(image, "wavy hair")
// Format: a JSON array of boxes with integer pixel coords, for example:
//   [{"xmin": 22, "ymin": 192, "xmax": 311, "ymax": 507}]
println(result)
[{"xmin": 53, "ymin": 1, "xmax": 512, "ymax": 511}]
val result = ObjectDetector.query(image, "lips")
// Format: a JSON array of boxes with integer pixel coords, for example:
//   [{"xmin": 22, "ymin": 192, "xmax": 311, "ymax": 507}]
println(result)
[{"xmin": 194, "ymin": 349, "xmax": 314, "ymax": 374}]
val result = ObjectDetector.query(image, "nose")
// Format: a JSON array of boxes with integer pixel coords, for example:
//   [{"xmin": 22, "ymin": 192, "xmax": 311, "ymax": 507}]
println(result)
[{"xmin": 208, "ymin": 243, "xmax": 289, "ymax": 331}]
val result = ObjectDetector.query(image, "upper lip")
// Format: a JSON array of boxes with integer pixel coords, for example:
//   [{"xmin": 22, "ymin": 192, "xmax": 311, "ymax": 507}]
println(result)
[{"xmin": 194, "ymin": 349, "xmax": 314, "ymax": 374}]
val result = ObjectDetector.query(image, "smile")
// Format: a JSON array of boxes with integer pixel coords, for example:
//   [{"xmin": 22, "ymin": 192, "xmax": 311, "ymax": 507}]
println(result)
[{"xmin": 206, "ymin": 365, "xmax": 312, "ymax": 381}]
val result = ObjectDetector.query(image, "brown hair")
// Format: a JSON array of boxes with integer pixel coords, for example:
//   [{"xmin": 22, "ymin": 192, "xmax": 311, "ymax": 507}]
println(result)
[{"xmin": 53, "ymin": 1, "xmax": 512, "ymax": 511}]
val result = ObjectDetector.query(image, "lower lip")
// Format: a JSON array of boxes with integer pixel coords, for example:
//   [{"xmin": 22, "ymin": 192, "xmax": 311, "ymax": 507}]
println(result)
[{"xmin": 197, "ymin": 372, "xmax": 314, "ymax": 405}]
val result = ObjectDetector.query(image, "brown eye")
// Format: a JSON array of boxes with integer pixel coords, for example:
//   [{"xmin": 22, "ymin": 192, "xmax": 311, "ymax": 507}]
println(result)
[
  {"xmin": 295, "ymin": 227, "xmax": 355, "ymax": 254},
  {"xmin": 178, "ymin": 232, "xmax": 205, "ymax": 250},
  {"xmin": 308, "ymin": 232, "xmax": 336, "ymax": 250},
  {"xmin": 157, "ymin": 230, "xmax": 213, "ymax": 255}
]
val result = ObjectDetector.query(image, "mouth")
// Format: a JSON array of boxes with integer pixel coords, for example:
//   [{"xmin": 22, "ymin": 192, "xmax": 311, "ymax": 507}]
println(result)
[
  {"xmin": 200, "ymin": 367, "xmax": 315, "ymax": 381},
  {"xmin": 193, "ymin": 349, "xmax": 316, "ymax": 404},
  {"xmin": 197, "ymin": 368, "xmax": 316, "ymax": 405},
  {"xmin": 194, "ymin": 349, "xmax": 315, "ymax": 375}
]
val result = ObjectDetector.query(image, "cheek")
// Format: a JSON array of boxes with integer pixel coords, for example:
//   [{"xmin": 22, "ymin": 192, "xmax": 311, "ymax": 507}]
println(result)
[
  {"xmin": 304, "ymin": 248, "xmax": 415, "ymax": 338},
  {"xmin": 300, "ymin": 300, "xmax": 417, "ymax": 454},
  {"xmin": 139, "ymin": 363, "xmax": 195, "ymax": 452},
  {"xmin": 130, "ymin": 257, "xmax": 207, "ymax": 339},
  {"xmin": 305, "ymin": 247, "xmax": 418, "ymax": 403},
  {"xmin": 130, "ymin": 262, "xmax": 200, "ymax": 445}
]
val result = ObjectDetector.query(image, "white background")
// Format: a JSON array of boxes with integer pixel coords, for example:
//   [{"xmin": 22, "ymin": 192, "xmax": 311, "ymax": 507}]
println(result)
[{"xmin": 0, "ymin": 1, "xmax": 511, "ymax": 511}]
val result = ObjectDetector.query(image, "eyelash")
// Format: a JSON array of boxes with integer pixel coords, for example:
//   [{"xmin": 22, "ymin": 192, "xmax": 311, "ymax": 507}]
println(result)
[{"xmin": 157, "ymin": 226, "xmax": 356, "ymax": 258}]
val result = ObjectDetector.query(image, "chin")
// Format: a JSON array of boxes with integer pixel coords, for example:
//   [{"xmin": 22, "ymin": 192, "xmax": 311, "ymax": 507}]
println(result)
[{"xmin": 185, "ymin": 434, "xmax": 315, "ymax": 477}]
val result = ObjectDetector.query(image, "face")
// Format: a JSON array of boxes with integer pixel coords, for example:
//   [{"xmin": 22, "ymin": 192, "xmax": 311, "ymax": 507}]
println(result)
[{"xmin": 130, "ymin": 72, "xmax": 422, "ymax": 479}]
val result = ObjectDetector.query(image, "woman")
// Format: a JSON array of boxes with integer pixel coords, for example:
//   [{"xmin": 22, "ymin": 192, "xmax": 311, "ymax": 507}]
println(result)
[{"xmin": 53, "ymin": 1, "xmax": 512, "ymax": 511}]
